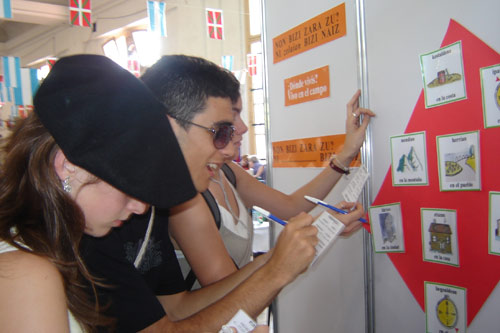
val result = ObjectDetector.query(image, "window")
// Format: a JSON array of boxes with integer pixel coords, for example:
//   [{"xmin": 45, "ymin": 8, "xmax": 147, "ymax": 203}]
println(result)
[
  {"xmin": 245, "ymin": 0, "xmax": 267, "ymax": 160},
  {"xmin": 102, "ymin": 29, "xmax": 161, "ymax": 77}
]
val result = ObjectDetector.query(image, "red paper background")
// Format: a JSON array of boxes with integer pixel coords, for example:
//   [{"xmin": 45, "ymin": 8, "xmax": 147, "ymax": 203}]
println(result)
[{"xmin": 370, "ymin": 19, "xmax": 500, "ymax": 325}]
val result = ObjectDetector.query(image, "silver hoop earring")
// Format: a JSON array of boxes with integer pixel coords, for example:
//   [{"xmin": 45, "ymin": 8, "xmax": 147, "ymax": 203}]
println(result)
[{"xmin": 62, "ymin": 176, "xmax": 72, "ymax": 193}]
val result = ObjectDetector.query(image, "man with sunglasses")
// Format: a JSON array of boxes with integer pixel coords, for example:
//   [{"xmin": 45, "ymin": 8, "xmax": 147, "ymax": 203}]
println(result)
[{"xmin": 81, "ymin": 55, "xmax": 366, "ymax": 332}]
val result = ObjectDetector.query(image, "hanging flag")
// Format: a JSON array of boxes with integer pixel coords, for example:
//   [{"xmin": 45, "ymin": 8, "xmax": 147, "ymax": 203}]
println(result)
[
  {"xmin": 221, "ymin": 55, "xmax": 233, "ymax": 71},
  {"xmin": 247, "ymin": 54, "xmax": 258, "ymax": 76},
  {"xmin": 69, "ymin": 0, "xmax": 91, "ymax": 27},
  {"xmin": 0, "ymin": 0, "xmax": 12, "ymax": 19},
  {"xmin": 0, "ymin": 0, "xmax": 11, "ymax": 19},
  {"xmin": 127, "ymin": 58, "xmax": 140, "ymax": 78},
  {"xmin": 206, "ymin": 8, "xmax": 223, "ymax": 40},
  {"xmin": 0, "ymin": 75, "xmax": 5, "ymax": 103},
  {"xmin": 46, "ymin": 58, "xmax": 57, "ymax": 69},
  {"xmin": 147, "ymin": 1, "xmax": 167, "ymax": 37},
  {"xmin": 2, "ymin": 56, "xmax": 20, "ymax": 88},
  {"xmin": 0, "ymin": 57, "xmax": 39, "ymax": 106},
  {"xmin": 1, "ymin": 56, "xmax": 20, "ymax": 104},
  {"xmin": 12, "ymin": 85, "xmax": 23, "ymax": 106},
  {"xmin": 1, "ymin": 86, "xmax": 12, "ymax": 104},
  {"xmin": 18, "ymin": 105, "xmax": 25, "ymax": 119},
  {"xmin": 20, "ymin": 68, "xmax": 39, "ymax": 107}
]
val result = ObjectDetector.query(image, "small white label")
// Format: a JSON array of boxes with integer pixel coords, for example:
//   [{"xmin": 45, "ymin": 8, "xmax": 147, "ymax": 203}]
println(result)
[
  {"xmin": 311, "ymin": 211, "xmax": 345, "ymax": 265},
  {"xmin": 342, "ymin": 165, "xmax": 369, "ymax": 202},
  {"xmin": 219, "ymin": 309, "xmax": 257, "ymax": 333}
]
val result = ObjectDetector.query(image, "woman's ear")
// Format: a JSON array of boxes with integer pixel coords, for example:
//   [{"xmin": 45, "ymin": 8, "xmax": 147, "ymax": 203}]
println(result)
[{"xmin": 53, "ymin": 149, "xmax": 76, "ymax": 180}]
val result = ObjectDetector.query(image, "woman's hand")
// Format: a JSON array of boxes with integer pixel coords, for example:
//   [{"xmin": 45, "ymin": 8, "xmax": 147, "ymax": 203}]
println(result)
[
  {"xmin": 327, "ymin": 201, "xmax": 366, "ymax": 236},
  {"xmin": 337, "ymin": 90, "xmax": 376, "ymax": 164}
]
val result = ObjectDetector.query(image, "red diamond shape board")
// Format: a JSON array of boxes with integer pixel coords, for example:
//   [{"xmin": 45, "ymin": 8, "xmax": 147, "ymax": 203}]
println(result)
[{"xmin": 369, "ymin": 19, "xmax": 500, "ymax": 325}]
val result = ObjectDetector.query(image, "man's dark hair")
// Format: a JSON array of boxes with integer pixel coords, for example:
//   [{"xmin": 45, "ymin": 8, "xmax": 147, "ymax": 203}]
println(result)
[{"xmin": 141, "ymin": 55, "xmax": 241, "ymax": 128}]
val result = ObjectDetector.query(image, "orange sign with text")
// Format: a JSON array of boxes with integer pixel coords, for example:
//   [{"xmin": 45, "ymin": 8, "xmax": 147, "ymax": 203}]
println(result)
[
  {"xmin": 272, "ymin": 3, "xmax": 346, "ymax": 64},
  {"xmin": 272, "ymin": 134, "xmax": 361, "ymax": 168},
  {"xmin": 284, "ymin": 66, "xmax": 330, "ymax": 106}
]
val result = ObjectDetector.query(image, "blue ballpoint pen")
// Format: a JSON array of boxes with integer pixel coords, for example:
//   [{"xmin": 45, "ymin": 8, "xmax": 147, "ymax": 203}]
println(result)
[
  {"xmin": 253, "ymin": 206, "xmax": 287, "ymax": 226},
  {"xmin": 304, "ymin": 195, "xmax": 368, "ymax": 223}
]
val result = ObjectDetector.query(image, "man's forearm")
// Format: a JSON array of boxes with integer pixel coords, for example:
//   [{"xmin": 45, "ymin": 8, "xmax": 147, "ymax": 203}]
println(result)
[
  {"xmin": 173, "ymin": 262, "xmax": 287, "ymax": 333},
  {"xmin": 162, "ymin": 252, "xmax": 271, "ymax": 320}
]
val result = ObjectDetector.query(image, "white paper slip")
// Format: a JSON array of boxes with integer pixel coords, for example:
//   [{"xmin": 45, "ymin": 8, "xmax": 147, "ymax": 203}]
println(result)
[
  {"xmin": 342, "ymin": 165, "xmax": 369, "ymax": 203},
  {"xmin": 311, "ymin": 210, "xmax": 345, "ymax": 265},
  {"xmin": 219, "ymin": 309, "xmax": 257, "ymax": 333}
]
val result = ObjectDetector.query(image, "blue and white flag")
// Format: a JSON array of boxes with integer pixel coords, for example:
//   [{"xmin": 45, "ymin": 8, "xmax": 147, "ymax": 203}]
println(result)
[
  {"xmin": 0, "ymin": 81, "xmax": 7, "ymax": 103},
  {"xmin": 1, "ymin": 56, "xmax": 20, "ymax": 103},
  {"xmin": 10, "ymin": 105, "xmax": 17, "ymax": 118},
  {"xmin": 0, "ymin": 0, "xmax": 12, "ymax": 19},
  {"xmin": 147, "ymin": 1, "xmax": 167, "ymax": 37},
  {"xmin": 1, "ymin": 57, "xmax": 39, "ymax": 106},
  {"xmin": 20, "ymin": 68, "xmax": 39, "ymax": 106},
  {"xmin": 221, "ymin": 55, "xmax": 233, "ymax": 71},
  {"xmin": 2, "ymin": 56, "xmax": 20, "ymax": 88}
]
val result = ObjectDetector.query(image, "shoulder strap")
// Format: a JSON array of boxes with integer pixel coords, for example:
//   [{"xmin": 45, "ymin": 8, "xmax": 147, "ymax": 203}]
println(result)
[
  {"xmin": 221, "ymin": 163, "xmax": 236, "ymax": 187},
  {"xmin": 184, "ymin": 269, "xmax": 198, "ymax": 291},
  {"xmin": 199, "ymin": 163, "xmax": 236, "ymax": 230},
  {"xmin": 188, "ymin": 189, "xmax": 221, "ymax": 290},
  {"xmin": 201, "ymin": 190, "xmax": 221, "ymax": 230}
]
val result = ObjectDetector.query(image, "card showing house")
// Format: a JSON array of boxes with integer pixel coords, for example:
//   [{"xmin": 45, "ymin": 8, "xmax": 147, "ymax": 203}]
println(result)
[
  {"xmin": 480, "ymin": 63, "xmax": 500, "ymax": 128},
  {"xmin": 425, "ymin": 281, "xmax": 466, "ymax": 333},
  {"xmin": 390, "ymin": 131, "xmax": 428, "ymax": 186},
  {"xmin": 436, "ymin": 130, "xmax": 481, "ymax": 191},
  {"xmin": 420, "ymin": 41, "xmax": 467, "ymax": 108},
  {"xmin": 369, "ymin": 203, "xmax": 405, "ymax": 253},
  {"xmin": 488, "ymin": 191, "xmax": 500, "ymax": 255},
  {"xmin": 421, "ymin": 208, "xmax": 459, "ymax": 267}
]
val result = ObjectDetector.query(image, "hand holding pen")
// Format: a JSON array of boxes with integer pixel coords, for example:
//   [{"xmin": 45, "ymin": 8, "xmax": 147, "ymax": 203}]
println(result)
[
  {"xmin": 304, "ymin": 196, "xmax": 367, "ymax": 223},
  {"xmin": 253, "ymin": 206, "xmax": 318, "ymax": 281},
  {"xmin": 304, "ymin": 196, "xmax": 367, "ymax": 235}
]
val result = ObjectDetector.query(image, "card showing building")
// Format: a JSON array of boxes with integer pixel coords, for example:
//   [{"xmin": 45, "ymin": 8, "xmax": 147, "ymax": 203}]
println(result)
[
  {"xmin": 436, "ymin": 131, "xmax": 481, "ymax": 191},
  {"xmin": 421, "ymin": 208, "xmax": 459, "ymax": 267},
  {"xmin": 390, "ymin": 131, "xmax": 428, "ymax": 186},
  {"xmin": 369, "ymin": 203, "xmax": 405, "ymax": 253},
  {"xmin": 420, "ymin": 41, "xmax": 466, "ymax": 108}
]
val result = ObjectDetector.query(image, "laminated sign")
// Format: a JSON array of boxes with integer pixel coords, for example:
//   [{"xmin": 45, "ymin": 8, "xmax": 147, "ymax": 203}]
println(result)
[{"xmin": 272, "ymin": 3, "xmax": 346, "ymax": 63}]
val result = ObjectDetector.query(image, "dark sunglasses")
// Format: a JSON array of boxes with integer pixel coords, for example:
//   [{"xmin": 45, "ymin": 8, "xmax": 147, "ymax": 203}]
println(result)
[{"xmin": 175, "ymin": 117, "xmax": 235, "ymax": 149}]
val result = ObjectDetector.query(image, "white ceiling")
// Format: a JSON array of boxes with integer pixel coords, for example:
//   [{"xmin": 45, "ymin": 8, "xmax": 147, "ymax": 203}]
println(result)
[{"xmin": 0, "ymin": 0, "xmax": 69, "ymax": 43}]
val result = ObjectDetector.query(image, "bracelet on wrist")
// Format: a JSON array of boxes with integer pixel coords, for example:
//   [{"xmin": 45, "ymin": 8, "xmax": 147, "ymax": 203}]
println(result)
[{"xmin": 329, "ymin": 155, "xmax": 350, "ymax": 175}]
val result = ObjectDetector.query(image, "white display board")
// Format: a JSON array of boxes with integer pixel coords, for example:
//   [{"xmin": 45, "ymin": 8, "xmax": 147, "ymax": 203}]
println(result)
[
  {"xmin": 263, "ymin": 0, "xmax": 500, "ymax": 332},
  {"xmin": 365, "ymin": 1, "xmax": 500, "ymax": 332},
  {"xmin": 263, "ymin": 1, "xmax": 366, "ymax": 332}
]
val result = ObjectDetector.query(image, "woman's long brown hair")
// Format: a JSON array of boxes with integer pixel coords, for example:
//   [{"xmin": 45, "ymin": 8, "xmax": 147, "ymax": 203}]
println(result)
[{"xmin": 0, "ymin": 113, "xmax": 112, "ymax": 331}]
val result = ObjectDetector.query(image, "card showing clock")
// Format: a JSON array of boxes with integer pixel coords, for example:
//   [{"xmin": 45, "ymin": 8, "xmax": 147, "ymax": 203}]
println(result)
[
  {"xmin": 479, "ymin": 63, "xmax": 500, "ymax": 129},
  {"xmin": 425, "ymin": 282, "xmax": 466, "ymax": 333}
]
